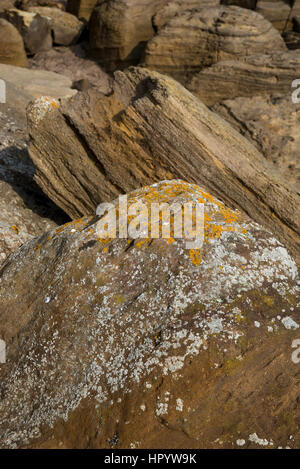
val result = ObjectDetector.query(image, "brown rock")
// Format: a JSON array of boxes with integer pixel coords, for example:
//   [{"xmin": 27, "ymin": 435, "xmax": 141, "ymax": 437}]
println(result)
[
  {"xmin": 142, "ymin": 6, "xmax": 286, "ymax": 84},
  {"xmin": 27, "ymin": 67, "xmax": 300, "ymax": 264},
  {"xmin": 89, "ymin": 0, "xmax": 169, "ymax": 71},
  {"xmin": 187, "ymin": 50, "xmax": 300, "ymax": 106},
  {"xmin": 294, "ymin": 15, "xmax": 300, "ymax": 32},
  {"xmin": 256, "ymin": 1, "xmax": 300, "ymax": 32},
  {"xmin": 66, "ymin": 0, "xmax": 97, "ymax": 21},
  {"xmin": 28, "ymin": 6, "xmax": 84, "ymax": 45},
  {"xmin": 284, "ymin": 30, "xmax": 300, "ymax": 48},
  {"xmin": 0, "ymin": 179, "xmax": 299, "ymax": 449},
  {"xmin": 153, "ymin": 0, "xmax": 220, "ymax": 31},
  {"xmin": 221, "ymin": 0, "xmax": 256, "ymax": 7},
  {"xmin": 16, "ymin": 0, "xmax": 66, "ymax": 8},
  {"xmin": 0, "ymin": 0, "xmax": 15, "ymax": 13},
  {"xmin": 0, "ymin": 18, "xmax": 28, "ymax": 67},
  {"xmin": 1, "ymin": 8, "xmax": 52, "ymax": 55},
  {"xmin": 213, "ymin": 94, "xmax": 300, "ymax": 193}
]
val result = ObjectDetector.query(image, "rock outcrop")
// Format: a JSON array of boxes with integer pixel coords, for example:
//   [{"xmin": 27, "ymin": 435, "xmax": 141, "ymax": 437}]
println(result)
[
  {"xmin": 0, "ymin": 180, "xmax": 299, "ymax": 449},
  {"xmin": 66, "ymin": 0, "xmax": 97, "ymax": 21},
  {"xmin": 142, "ymin": 6, "xmax": 286, "ymax": 83},
  {"xmin": 27, "ymin": 67, "xmax": 300, "ymax": 264},
  {"xmin": 0, "ymin": 8, "xmax": 52, "ymax": 55},
  {"xmin": 0, "ymin": 18, "xmax": 28, "ymax": 67},
  {"xmin": 89, "ymin": 0, "xmax": 170, "ymax": 70},
  {"xmin": 221, "ymin": 0, "xmax": 256, "ymax": 7},
  {"xmin": 256, "ymin": 1, "xmax": 300, "ymax": 31},
  {"xmin": 213, "ymin": 95, "xmax": 300, "ymax": 193},
  {"xmin": 28, "ymin": 6, "xmax": 84, "ymax": 45},
  {"xmin": 187, "ymin": 50, "xmax": 300, "ymax": 106}
]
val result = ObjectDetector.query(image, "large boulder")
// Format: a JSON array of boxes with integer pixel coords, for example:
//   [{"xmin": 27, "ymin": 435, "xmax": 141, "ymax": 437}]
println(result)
[
  {"xmin": 89, "ymin": 0, "xmax": 170, "ymax": 71},
  {"xmin": 187, "ymin": 50, "xmax": 300, "ymax": 106},
  {"xmin": 0, "ymin": 8, "xmax": 52, "ymax": 55},
  {"xmin": 256, "ymin": 1, "xmax": 300, "ymax": 32},
  {"xmin": 141, "ymin": 6, "xmax": 286, "ymax": 83},
  {"xmin": 0, "ymin": 18, "xmax": 28, "ymax": 67},
  {"xmin": 27, "ymin": 67, "xmax": 300, "ymax": 264},
  {"xmin": 213, "ymin": 95, "xmax": 300, "ymax": 193},
  {"xmin": 0, "ymin": 180, "xmax": 299, "ymax": 449},
  {"xmin": 28, "ymin": 6, "xmax": 84, "ymax": 45},
  {"xmin": 0, "ymin": 0, "xmax": 15, "ymax": 12},
  {"xmin": 66, "ymin": 0, "xmax": 97, "ymax": 21},
  {"xmin": 152, "ymin": 0, "xmax": 220, "ymax": 31}
]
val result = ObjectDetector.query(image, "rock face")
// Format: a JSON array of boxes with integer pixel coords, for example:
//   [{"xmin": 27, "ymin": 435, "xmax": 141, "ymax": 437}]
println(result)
[
  {"xmin": 142, "ymin": 6, "xmax": 286, "ymax": 83},
  {"xmin": 221, "ymin": 0, "xmax": 257, "ymax": 8},
  {"xmin": 0, "ymin": 180, "xmax": 299, "ymax": 449},
  {"xmin": 152, "ymin": 0, "xmax": 220, "ymax": 31},
  {"xmin": 89, "ymin": 0, "xmax": 169, "ymax": 70},
  {"xmin": 294, "ymin": 15, "xmax": 300, "ymax": 33},
  {"xmin": 258, "ymin": 1, "xmax": 300, "ymax": 31},
  {"xmin": 16, "ymin": 0, "xmax": 66, "ymax": 8},
  {"xmin": 29, "ymin": 44, "xmax": 112, "ymax": 95},
  {"xmin": 0, "ymin": 8, "xmax": 52, "ymax": 55},
  {"xmin": 66, "ymin": 0, "xmax": 98, "ymax": 21},
  {"xmin": 27, "ymin": 67, "xmax": 300, "ymax": 264},
  {"xmin": 0, "ymin": 0, "xmax": 15, "ymax": 12},
  {"xmin": 213, "ymin": 95, "xmax": 300, "ymax": 193},
  {"xmin": 187, "ymin": 50, "xmax": 300, "ymax": 106},
  {"xmin": 0, "ymin": 18, "xmax": 28, "ymax": 67},
  {"xmin": 28, "ymin": 6, "xmax": 84, "ymax": 45},
  {"xmin": 283, "ymin": 30, "xmax": 300, "ymax": 49}
]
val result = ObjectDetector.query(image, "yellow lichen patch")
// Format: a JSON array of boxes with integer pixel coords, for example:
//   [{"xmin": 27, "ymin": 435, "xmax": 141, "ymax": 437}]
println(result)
[
  {"xmin": 10, "ymin": 225, "xmax": 19, "ymax": 235},
  {"xmin": 189, "ymin": 249, "xmax": 202, "ymax": 266},
  {"xmin": 34, "ymin": 244, "xmax": 41, "ymax": 251},
  {"xmin": 264, "ymin": 296, "xmax": 274, "ymax": 307}
]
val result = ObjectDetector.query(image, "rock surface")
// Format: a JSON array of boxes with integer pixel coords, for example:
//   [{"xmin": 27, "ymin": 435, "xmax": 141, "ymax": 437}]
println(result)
[
  {"xmin": 89, "ymin": 0, "xmax": 169, "ymax": 70},
  {"xmin": 27, "ymin": 67, "xmax": 300, "ymax": 264},
  {"xmin": 0, "ymin": 8, "xmax": 52, "ymax": 55},
  {"xmin": 28, "ymin": 6, "xmax": 84, "ymax": 45},
  {"xmin": 283, "ymin": 30, "xmax": 300, "ymax": 49},
  {"xmin": 66, "ymin": 0, "xmax": 97, "ymax": 21},
  {"xmin": 256, "ymin": 1, "xmax": 298, "ymax": 31},
  {"xmin": 0, "ymin": 18, "xmax": 28, "ymax": 67},
  {"xmin": 213, "ymin": 95, "xmax": 300, "ymax": 193},
  {"xmin": 221, "ymin": 0, "xmax": 256, "ymax": 7},
  {"xmin": 142, "ymin": 6, "xmax": 286, "ymax": 83},
  {"xmin": 0, "ymin": 180, "xmax": 299, "ymax": 449},
  {"xmin": 29, "ymin": 44, "xmax": 112, "ymax": 95},
  {"xmin": 187, "ymin": 50, "xmax": 300, "ymax": 106}
]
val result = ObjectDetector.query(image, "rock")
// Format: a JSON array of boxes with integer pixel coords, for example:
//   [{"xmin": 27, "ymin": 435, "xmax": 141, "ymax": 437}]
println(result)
[
  {"xmin": 29, "ymin": 44, "xmax": 112, "ymax": 95},
  {"xmin": 66, "ymin": 0, "xmax": 97, "ymax": 21},
  {"xmin": 187, "ymin": 50, "xmax": 300, "ymax": 106},
  {"xmin": 213, "ymin": 95, "xmax": 300, "ymax": 193},
  {"xmin": 283, "ymin": 30, "xmax": 300, "ymax": 49},
  {"xmin": 294, "ymin": 15, "xmax": 300, "ymax": 32},
  {"xmin": 16, "ymin": 0, "xmax": 66, "ymax": 8},
  {"xmin": 28, "ymin": 6, "xmax": 84, "ymax": 45},
  {"xmin": 72, "ymin": 78, "xmax": 92, "ymax": 91},
  {"xmin": 142, "ymin": 6, "xmax": 286, "ymax": 84},
  {"xmin": 27, "ymin": 67, "xmax": 300, "ymax": 264},
  {"xmin": 0, "ymin": 0, "xmax": 15, "ymax": 12},
  {"xmin": 153, "ymin": 0, "xmax": 220, "ymax": 31},
  {"xmin": 256, "ymin": 1, "xmax": 300, "ymax": 32},
  {"xmin": 0, "ymin": 8, "xmax": 52, "ymax": 55},
  {"xmin": 0, "ymin": 179, "xmax": 299, "ymax": 449},
  {"xmin": 221, "ymin": 0, "xmax": 257, "ymax": 7},
  {"xmin": 0, "ymin": 18, "xmax": 28, "ymax": 67},
  {"xmin": 89, "ymin": 0, "xmax": 169, "ymax": 71}
]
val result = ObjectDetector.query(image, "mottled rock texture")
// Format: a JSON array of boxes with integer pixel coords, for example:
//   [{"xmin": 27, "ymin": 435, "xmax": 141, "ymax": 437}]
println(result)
[
  {"xmin": 0, "ymin": 18, "xmax": 28, "ymax": 67},
  {"xmin": 89, "ymin": 0, "xmax": 170, "ymax": 70},
  {"xmin": 142, "ymin": 6, "xmax": 286, "ymax": 83},
  {"xmin": 0, "ymin": 180, "xmax": 299, "ymax": 449},
  {"xmin": 256, "ymin": 1, "xmax": 300, "ymax": 31},
  {"xmin": 213, "ymin": 95, "xmax": 300, "ymax": 193},
  {"xmin": 66, "ymin": 0, "xmax": 97, "ymax": 21},
  {"xmin": 27, "ymin": 67, "xmax": 300, "ymax": 265},
  {"xmin": 28, "ymin": 6, "xmax": 84, "ymax": 45},
  {"xmin": 187, "ymin": 50, "xmax": 300, "ymax": 106},
  {"xmin": 0, "ymin": 8, "xmax": 52, "ymax": 54},
  {"xmin": 221, "ymin": 0, "xmax": 256, "ymax": 7}
]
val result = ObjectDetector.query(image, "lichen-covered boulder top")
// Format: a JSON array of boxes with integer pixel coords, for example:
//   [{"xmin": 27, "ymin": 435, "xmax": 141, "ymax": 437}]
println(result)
[{"xmin": 0, "ymin": 180, "xmax": 299, "ymax": 449}]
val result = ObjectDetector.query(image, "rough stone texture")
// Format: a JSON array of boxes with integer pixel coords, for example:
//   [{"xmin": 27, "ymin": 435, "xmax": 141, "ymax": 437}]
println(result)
[
  {"xmin": 213, "ymin": 95, "xmax": 300, "ymax": 193},
  {"xmin": 153, "ymin": 0, "xmax": 220, "ymax": 31},
  {"xmin": 0, "ymin": 8, "xmax": 52, "ymax": 55},
  {"xmin": 66, "ymin": 0, "xmax": 97, "ymax": 21},
  {"xmin": 0, "ymin": 180, "xmax": 299, "ymax": 449},
  {"xmin": 0, "ymin": 18, "xmax": 28, "ymax": 67},
  {"xmin": 0, "ymin": 0, "xmax": 15, "ymax": 12},
  {"xmin": 89, "ymin": 0, "xmax": 169, "ymax": 71},
  {"xmin": 17, "ymin": 0, "xmax": 66, "ymax": 8},
  {"xmin": 27, "ymin": 67, "xmax": 300, "ymax": 265},
  {"xmin": 187, "ymin": 50, "xmax": 300, "ymax": 106},
  {"xmin": 28, "ymin": 6, "xmax": 84, "ymax": 45},
  {"xmin": 256, "ymin": 1, "xmax": 300, "ymax": 32},
  {"xmin": 221, "ymin": 0, "xmax": 256, "ymax": 7},
  {"xmin": 29, "ymin": 44, "xmax": 112, "ymax": 95},
  {"xmin": 142, "ymin": 6, "xmax": 286, "ymax": 84},
  {"xmin": 283, "ymin": 30, "xmax": 300, "ymax": 49}
]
